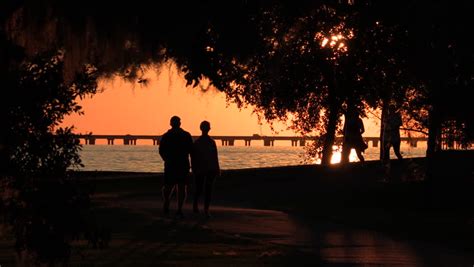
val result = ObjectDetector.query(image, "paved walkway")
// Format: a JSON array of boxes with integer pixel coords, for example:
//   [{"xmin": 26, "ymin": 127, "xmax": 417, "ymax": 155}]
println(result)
[{"xmin": 74, "ymin": 192, "xmax": 474, "ymax": 267}]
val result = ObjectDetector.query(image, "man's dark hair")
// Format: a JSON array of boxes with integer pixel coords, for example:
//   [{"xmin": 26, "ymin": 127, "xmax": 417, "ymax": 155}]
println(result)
[{"xmin": 170, "ymin": 116, "xmax": 181, "ymax": 128}]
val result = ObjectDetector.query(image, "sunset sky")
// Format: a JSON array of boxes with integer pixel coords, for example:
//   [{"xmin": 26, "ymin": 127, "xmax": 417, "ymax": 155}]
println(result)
[{"xmin": 62, "ymin": 63, "xmax": 380, "ymax": 137}]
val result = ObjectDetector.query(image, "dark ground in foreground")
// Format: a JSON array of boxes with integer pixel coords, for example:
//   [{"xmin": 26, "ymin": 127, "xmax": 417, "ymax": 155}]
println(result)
[{"xmin": 1, "ymin": 151, "xmax": 473, "ymax": 266}]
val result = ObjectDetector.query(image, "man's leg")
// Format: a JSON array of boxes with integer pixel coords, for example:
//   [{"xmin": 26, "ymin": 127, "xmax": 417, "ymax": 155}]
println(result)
[
  {"xmin": 162, "ymin": 184, "xmax": 174, "ymax": 215},
  {"xmin": 193, "ymin": 174, "xmax": 204, "ymax": 213},
  {"xmin": 176, "ymin": 182, "xmax": 187, "ymax": 217}
]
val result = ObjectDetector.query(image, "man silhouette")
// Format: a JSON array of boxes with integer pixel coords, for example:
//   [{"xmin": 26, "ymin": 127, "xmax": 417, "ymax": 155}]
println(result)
[
  {"xmin": 341, "ymin": 108, "xmax": 367, "ymax": 163},
  {"xmin": 191, "ymin": 121, "xmax": 220, "ymax": 218},
  {"xmin": 159, "ymin": 116, "xmax": 193, "ymax": 218},
  {"xmin": 383, "ymin": 104, "xmax": 403, "ymax": 160}
]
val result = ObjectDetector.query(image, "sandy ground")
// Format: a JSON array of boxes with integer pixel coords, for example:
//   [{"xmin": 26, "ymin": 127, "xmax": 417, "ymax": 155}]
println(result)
[{"xmin": 1, "ymin": 152, "xmax": 473, "ymax": 266}]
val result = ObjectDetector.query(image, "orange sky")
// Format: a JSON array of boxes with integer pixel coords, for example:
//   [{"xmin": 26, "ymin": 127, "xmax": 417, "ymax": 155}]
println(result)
[{"xmin": 62, "ymin": 63, "xmax": 380, "ymax": 137}]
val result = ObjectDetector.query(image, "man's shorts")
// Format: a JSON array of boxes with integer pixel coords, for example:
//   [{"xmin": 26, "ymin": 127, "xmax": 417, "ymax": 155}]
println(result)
[{"xmin": 164, "ymin": 167, "xmax": 189, "ymax": 186}]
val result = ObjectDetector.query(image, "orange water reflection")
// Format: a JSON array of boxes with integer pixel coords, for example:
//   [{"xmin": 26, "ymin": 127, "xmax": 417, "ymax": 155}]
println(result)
[
  {"xmin": 314, "ymin": 146, "xmax": 360, "ymax": 164},
  {"xmin": 331, "ymin": 149, "xmax": 359, "ymax": 164}
]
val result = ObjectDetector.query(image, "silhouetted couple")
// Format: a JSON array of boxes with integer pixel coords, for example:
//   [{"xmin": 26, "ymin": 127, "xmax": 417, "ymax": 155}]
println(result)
[
  {"xmin": 341, "ymin": 106, "xmax": 403, "ymax": 164},
  {"xmin": 158, "ymin": 116, "xmax": 220, "ymax": 219}
]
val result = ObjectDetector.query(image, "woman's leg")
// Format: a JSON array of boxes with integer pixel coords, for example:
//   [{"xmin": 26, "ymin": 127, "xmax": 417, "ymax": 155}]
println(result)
[
  {"xmin": 356, "ymin": 149, "xmax": 365, "ymax": 162},
  {"xmin": 193, "ymin": 174, "xmax": 204, "ymax": 213},
  {"xmin": 176, "ymin": 182, "xmax": 187, "ymax": 217},
  {"xmin": 393, "ymin": 141, "xmax": 403, "ymax": 160},
  {"xmin": 204, "ymin": 174, "xmax": 216, "ymax": 216}
]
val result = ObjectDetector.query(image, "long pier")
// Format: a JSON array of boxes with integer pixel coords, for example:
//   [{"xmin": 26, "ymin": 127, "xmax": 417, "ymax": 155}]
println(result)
[{"xmin": 75, "ymin": 134, "xmax": 427, "ymax": 148}]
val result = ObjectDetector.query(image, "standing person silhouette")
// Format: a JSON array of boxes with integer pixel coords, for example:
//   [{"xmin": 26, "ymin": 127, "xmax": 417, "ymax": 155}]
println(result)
[
  {"xmin": 383, "ymin": 104, "xmax": 403, "ymax": 160},
  {"xmin": 191, "ymin": 121, "xmax": 220, "ymax": 218},
  {"xmin": 341, "ymin": 109, "xmax": 368, "ymax": 163},
  {"xmin": 159, "ymin": 116, "xmax": 193, "ymax": 219}
]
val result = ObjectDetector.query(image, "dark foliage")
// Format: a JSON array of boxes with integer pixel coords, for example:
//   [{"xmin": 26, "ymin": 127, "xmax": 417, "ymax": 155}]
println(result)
[
  {"xmin": 1, "ymin": 1, "xmax": 472, "ymax": 153},
  {"xmin": 2, "ymin": 1, "xmax": 472, "ymax": 156},
  {"xmin": 0, "ymin": 46, "xmax": 99, "ymax": 264}
]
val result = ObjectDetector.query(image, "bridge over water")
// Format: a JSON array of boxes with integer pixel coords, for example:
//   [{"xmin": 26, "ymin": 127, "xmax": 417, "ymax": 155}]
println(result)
[{"xmin": 76, "ymin": 134, "xmax": 427, "ymax": 148}]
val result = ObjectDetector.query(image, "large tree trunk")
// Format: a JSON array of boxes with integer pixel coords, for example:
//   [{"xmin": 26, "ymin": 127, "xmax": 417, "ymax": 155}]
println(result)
[
  {"xmin": 320, "ymin": 61, "xmax": 344, "ymax": 166},
  {"xmin": 426, "ymin": 105, "xmax": 442, "ymax": 181},
  {"xmin": 0, "ymin": 124, "xmax": 6, "ymax": 174},
  {"xmin": 426, "ymin": 81, "xmax": 443, "ymax": 181},
  {"xmin": 0, "ymin": 34, "xmax": 8, "ymax": 174},
  {"xmin": 379, "ymin": 99, "xmax": 389, "ymax": 162},
  {"xmin": 426, "ymin": 82, "xmax": 443, "ymax": 159},
  {"xmin": 0, "ymin": 32, "xmax": 22, "ymax": 175},
  {"xmin": 321, "ymin": 96, "xmax": 339, "ymax": 166},
  {"xmin": 427, "ymin": 104, "xmax": 442, "ymax": 157}
]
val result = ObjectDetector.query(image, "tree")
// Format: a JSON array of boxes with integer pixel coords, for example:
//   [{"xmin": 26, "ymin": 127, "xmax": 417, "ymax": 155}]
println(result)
[
  {"xmin": 2, "ymin": 0, "xmax": 472, "ymax": 164},
  {"xmin": 395, "ymin": 1, "xmax": 474, "ymax": 157},
  {"xmin": 0, "ymin": 45, "xmax": 100, "ymax": 263}
]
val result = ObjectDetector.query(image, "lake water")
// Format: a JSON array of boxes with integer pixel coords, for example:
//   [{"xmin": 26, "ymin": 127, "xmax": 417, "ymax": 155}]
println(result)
[{"xmin": 77, "ymin": 143, "xmax": 427, "ymax": 172}]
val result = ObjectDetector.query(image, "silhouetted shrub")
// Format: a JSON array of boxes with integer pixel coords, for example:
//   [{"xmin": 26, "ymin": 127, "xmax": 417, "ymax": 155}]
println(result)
[{"xmin": 0, "ymin": 48, "xmax": 99, "ymax": 265}]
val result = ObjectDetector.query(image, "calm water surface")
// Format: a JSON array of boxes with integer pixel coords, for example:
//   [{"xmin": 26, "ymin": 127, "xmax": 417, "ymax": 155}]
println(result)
[{"xmin": 78, "ymin": 144, "xmax": 426, "ymax": 172}]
